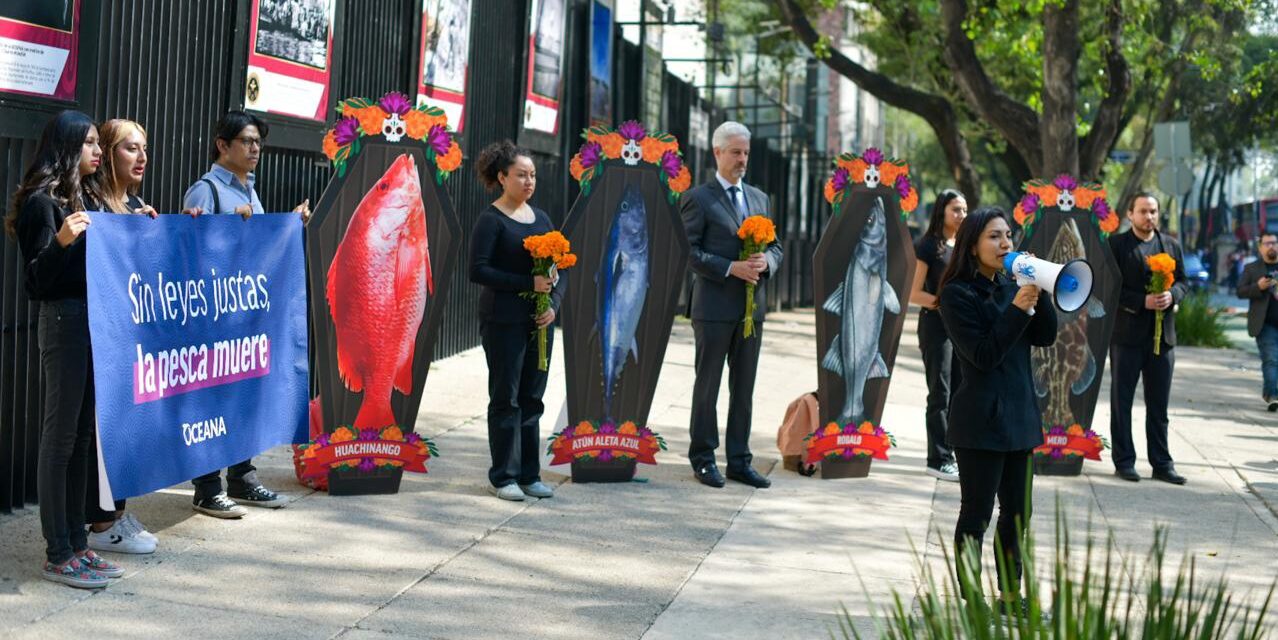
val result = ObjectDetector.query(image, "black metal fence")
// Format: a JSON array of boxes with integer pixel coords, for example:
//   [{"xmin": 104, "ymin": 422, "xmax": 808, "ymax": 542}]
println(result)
[{"xmin": 0, "ymin": 0, "xmax": 829, "ymax": 513}]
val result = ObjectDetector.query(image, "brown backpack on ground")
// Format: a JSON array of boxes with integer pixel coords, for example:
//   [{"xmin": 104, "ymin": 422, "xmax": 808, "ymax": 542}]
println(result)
[{"xmin": 777, "ymin": 391, "xmax": 820, "ymax": 476}]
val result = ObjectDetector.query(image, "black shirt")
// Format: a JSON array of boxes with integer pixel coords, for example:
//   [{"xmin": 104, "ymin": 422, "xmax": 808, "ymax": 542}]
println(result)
[
  {"xmin": 1262, "ymin": 262, "xmax": 1278, "ymax": 327},
  {"xmin": 913, "ymin": 233, "xmax": 952, "ymax": 329},
  {"xmin": 468, "ymin": 204, "xmax": 564, "ymax": 324},
  {"xmin": 14, "ymin": 192, "xmax": 90, "ymax": 301}
]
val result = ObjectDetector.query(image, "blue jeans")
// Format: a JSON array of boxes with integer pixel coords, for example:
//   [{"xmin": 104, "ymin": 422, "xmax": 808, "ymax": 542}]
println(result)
[{"xmin": 1257, "ymin": 324, "xmax": 1278, "ymax": 398}]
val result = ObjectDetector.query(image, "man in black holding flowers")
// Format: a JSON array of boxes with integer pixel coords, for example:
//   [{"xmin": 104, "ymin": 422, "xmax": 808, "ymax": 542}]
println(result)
[
  {"xmin": 1107, "ymin": 193, "xmax": 1189, "ymax": 485},
  {"xmin": 680, "ymin": 121, "xmax": 783, "ymax": 489}
]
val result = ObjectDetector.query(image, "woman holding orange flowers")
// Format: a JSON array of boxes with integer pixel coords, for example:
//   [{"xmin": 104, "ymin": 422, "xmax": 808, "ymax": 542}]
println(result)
[{"xmin": 469, "ymin": 140, "xmax": 562, "ymax": 502}]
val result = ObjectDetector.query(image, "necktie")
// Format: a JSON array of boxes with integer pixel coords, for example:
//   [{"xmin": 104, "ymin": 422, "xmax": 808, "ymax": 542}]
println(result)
[{"xmin": 727, "ymin": 186, "xmax": 747, "ymax": 223}]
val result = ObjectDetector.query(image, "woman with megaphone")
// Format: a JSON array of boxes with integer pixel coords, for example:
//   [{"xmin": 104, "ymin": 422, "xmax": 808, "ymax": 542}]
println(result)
[{"xmin": 937, "ymin": 206, "xmax": 1057, "ymax": 617}]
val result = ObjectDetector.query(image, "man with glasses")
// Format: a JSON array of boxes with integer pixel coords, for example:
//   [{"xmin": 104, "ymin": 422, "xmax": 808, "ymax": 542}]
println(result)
[
  {"xmin": 181, "ymin": 110, "xmax": 309, "ymax": 517},
  {"xmin": 1237, "ymin": 232, "xmax": 1278, "ymax": 412}
]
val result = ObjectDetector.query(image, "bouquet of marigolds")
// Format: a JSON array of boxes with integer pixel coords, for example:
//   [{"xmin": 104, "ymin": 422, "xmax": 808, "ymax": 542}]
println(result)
[
  {"xmin": 522, "ymin": 231, "xmax": 577, "ymax": 370},
  {"xmin": 737, "ymin": 215, "xmax": 776, "ymax": 339},
  {"xmin": 1146, "ymin": 252, "xmax": 1175, "ymax": 355}
]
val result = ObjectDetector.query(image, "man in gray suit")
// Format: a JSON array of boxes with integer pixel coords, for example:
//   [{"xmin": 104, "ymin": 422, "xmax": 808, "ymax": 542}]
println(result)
[
  {"xmin": 1237, "ymin": 232, "xmax": 1278, "ymax": 412},
  {"xmin": 680, "ymin": 122, "xmax": 783, "ymax": 489}
]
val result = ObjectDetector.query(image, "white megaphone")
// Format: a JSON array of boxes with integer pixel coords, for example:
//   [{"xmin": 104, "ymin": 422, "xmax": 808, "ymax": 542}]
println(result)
[{"xmin": 1002, "ymin": 252, "xmax": 1094, "ymax": 315}]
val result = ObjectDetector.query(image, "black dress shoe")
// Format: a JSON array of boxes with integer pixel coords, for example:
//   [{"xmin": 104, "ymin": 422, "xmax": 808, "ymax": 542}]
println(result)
[
  {"xmin": 694, "ymin": 464, "xmax": 725, "ymax": 488},
  {"xmin": 1152, "ymin": 468, "xmax": 1187, "ymax": 485},
  {"xmin": 1115, "ymin": 467, "xmax": 1141, "ymax": 482},
  {"xmin": 726, "ymin": 466, "xmax": 771, "ymax": 489}
]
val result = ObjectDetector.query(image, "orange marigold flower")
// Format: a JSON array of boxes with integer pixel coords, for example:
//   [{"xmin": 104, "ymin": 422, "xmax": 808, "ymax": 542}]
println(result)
[
  {"xmin": 737, "ymin": 215, "xmax": 776, "ymax": 244},
  {"xmin": 556, "ymin": 253, "xmax": 577, "ymax": 269},
  {"xmin": 1029, "ymin": 184, "xmax": 1061, "ymax": 207},
  {"xmin": 598, "ymin": 132, "xmax": 624, "ymax": 159},
  {"xmin": 823, "ymin": 423, "xmax": 840, "ymax": 436},
  {"xmin": 846, "ymin": 158, "xmax": 867, "ymax": 184},
  {"xmin": 570, "ymin": 154, "xmax": 585, "ymax": 180},
  {"xmin": 322, "ymin": 131, "xmax": 339, "ymax": 161},
  {"xmin": 355, "ymin": 106, "xmax": 387, "ymax": 137},
  {"xmin": 858, "ymin": 423, "xmax": 875, "ymax": 434},
  {"xmin": 574, "ymin": 421, "xmax": 596, "ymax": 436},
  {"xmin": 823, "ymin": 179, "xmax": 837, "ymax": 204},
  {"xmin": 668, "ymin": 166, "xmax": 691, "ymax": 193},
  {"xmin": 1014, "ymin": 203, "xmax": 1030, "ymax": 226},
  {"xmin": 618, "ymin": 421, "xmax": 638, "ymax": 435},
  {"xmin": 331, "ymin": 427, "xmax": 355, "ymax": 443},
  {"xmin": 1099, "ymin": 214, "xmax": 1120, "ymax": 234},
  {"xmin": 640, "ymin": 138, "xmax": 664, "ymax": 163},
  {"xmin": 437, "ymin": 141, "xmax": 462, "ymax": 172},
  {"xmin": 878, "ymin": 161, "xmax": 902, "ymax": 186},
  {"xmin": 1074, "ymin": 187, "xmax": 1100, "ymax": 210},
  {"xmin": 404, "ymin": 109, "xmax": 433, "ymax": 139},
  {"xmin": 900, "ymin": 187, "xmax": 919, "ymax": 213},
  {"xmin": 1066, "ymin": 424, "xmax": 1084, "ymax": 436},
  {"xmin": 382, "ymin": 426, "xmax": 404, "ymax": 441}
]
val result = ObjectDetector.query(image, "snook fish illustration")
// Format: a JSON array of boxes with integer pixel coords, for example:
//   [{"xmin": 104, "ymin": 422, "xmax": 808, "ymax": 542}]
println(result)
[
  {"xmin": 597, "ymin": 184, "xmax": 649, "ymax": 422},
  {"xmin": 1032, "ymin": 218, "xmax": 1104, "ymax": 425},
  {"xmin": 327, "ymin": 153, "xmax": 434, "ymax": 429},
  {"xmin": 821, "ymin": 196, "xmax": 900, "ymax": 425}
]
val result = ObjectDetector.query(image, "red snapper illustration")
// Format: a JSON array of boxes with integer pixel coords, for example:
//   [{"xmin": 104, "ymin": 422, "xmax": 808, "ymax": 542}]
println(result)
[{"xmin": 326, "ymin": 153, "xmax": 434, "ymax": 428}]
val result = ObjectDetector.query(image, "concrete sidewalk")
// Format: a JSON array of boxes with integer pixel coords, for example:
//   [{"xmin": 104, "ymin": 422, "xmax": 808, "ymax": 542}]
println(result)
[{"xmin": 2, "ymin": 309, "xmax": 1275, "ymax": 639}]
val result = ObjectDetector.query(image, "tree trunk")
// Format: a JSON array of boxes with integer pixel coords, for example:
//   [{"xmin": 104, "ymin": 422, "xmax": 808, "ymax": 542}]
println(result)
[{"xmin": 1040, "ymin": 0, "xmax": 1080, "ymax": 177}]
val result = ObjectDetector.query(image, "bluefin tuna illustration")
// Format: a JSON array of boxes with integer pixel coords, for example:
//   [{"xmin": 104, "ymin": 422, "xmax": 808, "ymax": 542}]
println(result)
[
  {"xmin": 597, "ymin": 185, "xmax": 650, "ymax": 422},
  {"xmin": 821, "ymin": 196, "xmax": 901, "ymax": 425},
  {"xmin": 1032, "ymin": 218, "xmax": 1105, "ymax": 425}
]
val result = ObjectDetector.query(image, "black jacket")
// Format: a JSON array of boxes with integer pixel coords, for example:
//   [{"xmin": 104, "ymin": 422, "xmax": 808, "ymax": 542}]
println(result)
[
  {"xmin": 939, "ymin": 272, "xmax": 1057, "ymax": 451},
  {"xmin": 1237, "ymin": 259, "xmax": 1278, "ymax": 337},
  {"xmin": 1107, "ymin": 230, "xmax": 1188, "ymax": 349},
  {"xmin": 14, "ymin": 192, "xmax": 87, "ymax": 301},
  {"xmin": 679, "ymin": 179, "xmax": 783, "ymax": 322}
]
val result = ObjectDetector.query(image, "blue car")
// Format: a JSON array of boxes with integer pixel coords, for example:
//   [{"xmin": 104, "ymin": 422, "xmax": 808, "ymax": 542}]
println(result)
[{"xmin": 1182, "ymin": 254, "xmax": 1210, "ymax": 289}]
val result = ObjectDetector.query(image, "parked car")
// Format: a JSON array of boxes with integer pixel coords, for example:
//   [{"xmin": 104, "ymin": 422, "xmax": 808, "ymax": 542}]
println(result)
[{"xmin": 1183, "ymin": 254, "xmax": 1211, "ymax": 290}]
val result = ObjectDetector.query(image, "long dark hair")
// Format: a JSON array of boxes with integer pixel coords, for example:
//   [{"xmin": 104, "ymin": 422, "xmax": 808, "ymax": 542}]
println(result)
[
  {"xmin": 923, "ymin": 189, "xmax": 964, "ymax": 242},
  {"xmin": 5, "ymin": 110, "xmax": 103, "ymax": 238},
  {"xmin": 937, "ymin": 206, "xmax": 1010, "ymax": 295},
  {"xmin": 475, "ymin": 139, "xmax": 531, "ymax": 191}
]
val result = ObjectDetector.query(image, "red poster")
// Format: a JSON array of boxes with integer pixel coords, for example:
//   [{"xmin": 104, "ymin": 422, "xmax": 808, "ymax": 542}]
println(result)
[
  {"xmin": 0, "ymin": 0, "xmax": 79, "ymax": 101},
  {"xmin": 522, "ymin": 0, "xmax": 565, "ymax": 135},
  {"xmin": 417, "ymin": 0, "xmax": 471, "ymax": 132},
  {"xmin": 244, "ymin": 0, "xmax": 335, "ymax": 122}
]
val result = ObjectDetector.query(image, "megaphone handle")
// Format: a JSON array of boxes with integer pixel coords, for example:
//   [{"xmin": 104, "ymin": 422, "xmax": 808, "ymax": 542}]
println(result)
[{"xmin": 1014, "ymin": 276, "xmax": 1037, "ymax": 316}]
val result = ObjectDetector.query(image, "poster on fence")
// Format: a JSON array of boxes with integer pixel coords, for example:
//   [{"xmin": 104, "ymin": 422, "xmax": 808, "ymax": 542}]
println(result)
[
  {"xmin": 86, "ymin": 213, "xmax": 309, "ymax": 507},
  {"xmin": 417, "ymin": 0, "xmax": 472, "ymax": 132},
  {"xmin": 0, "ymin": 0, "xmax": 80, "ymax": 101},
  {"xmin": 244, "ymin": 0, "xmax": 336, "ymax": 121},
  {"xmin": 521, "ymin": 0, "xmax": 565, "ymax": 135}
]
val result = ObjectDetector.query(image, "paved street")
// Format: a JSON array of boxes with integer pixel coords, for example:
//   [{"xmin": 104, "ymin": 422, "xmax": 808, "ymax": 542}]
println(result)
[{"xmin": 2, "ymin": 308, "xmax": 1276, "ymax": 639}]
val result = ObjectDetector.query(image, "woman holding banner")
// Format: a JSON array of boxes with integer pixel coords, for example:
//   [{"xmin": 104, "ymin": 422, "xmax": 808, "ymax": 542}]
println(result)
[
  {"xmin": 4, "ymin": 111, "xmax": 125, "ymax": 588},
  {"xmin": 937, "ymin": 207, "xmax": 1056, "ymax": 617},
  {"xmin": 469, "ymin": 140, "xmax": 561, "ymax": 502},
  {"xmin": 82, "ymin": 119, "xmax": 160, "ymax": 555}
]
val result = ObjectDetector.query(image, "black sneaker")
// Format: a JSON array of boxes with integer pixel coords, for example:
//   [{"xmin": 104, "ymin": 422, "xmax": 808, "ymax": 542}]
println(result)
[
  {"xmin": 227, "ymin": 484, "xmax": 288, "ymax": 509},
  {"xmin": 996, "ymin": 597, "xmax": 1051, "ymax": 623},
  {"xmin": 193, "ymin": 492, "xmax": 247, "ymax": 519}
]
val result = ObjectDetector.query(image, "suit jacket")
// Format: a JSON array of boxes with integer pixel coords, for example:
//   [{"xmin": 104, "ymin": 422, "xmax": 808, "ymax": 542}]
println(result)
[
  {"xmin": 1107, "ymin": 230, "xmax": 1189, "ymax": 349},
  {"xmin": 1237, "ymin": 259, "xmax": 1278, "ymax": 337},
  {"xmin": 680, "ymin": 178, "xmax": 784, "ymax": 322},
  {"xmin": 939, "ymin": 272, "xmax": 1057, "ymax": 451}
]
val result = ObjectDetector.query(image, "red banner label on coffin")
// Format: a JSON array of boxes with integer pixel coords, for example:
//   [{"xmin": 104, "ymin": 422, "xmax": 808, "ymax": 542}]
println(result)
[
  {"xmin": 805, "ymin": 432, "xmax": 891, "ymax": 464},
  {"xmin": 1034, "ymin": 434, "xmax": 1103, "ymax": 461},
  {"xmin": 549, "ymin": 434, "xmax": 660, "ymax": 465},
  {"xmin": 300, "ymin": 440, "xmax": 430, "ymax": 478}
]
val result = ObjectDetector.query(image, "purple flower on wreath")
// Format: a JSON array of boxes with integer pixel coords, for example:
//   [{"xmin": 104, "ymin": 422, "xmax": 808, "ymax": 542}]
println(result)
[
  {"xmin": 406, "ymin": 432, "xmax": 422, "ymax": 445},
  {"xmin": 841, "ymin": 448, "xmax": 855, "ymax": 460},
  {"xmin": 333, "ymin": 117, "xmax": 360, "ymax": 146},
  {"xmin": 600, "ymin": 422, "xmax": 617, "ymax": 434},
  {"xmin": 894, "ymin": 174, "xmax": 911, "ymax": 199},
  {"xmin": 1049, "ymin": 448, "xmax": 1064, "ymax": 460},
  {"xmin": 661, "ymin": 150, "xmax": 683, "ymax": 178},
  {"xmin": 1047, "ymin": 425, "xmax": 1066, "ymax": 435},
  {"xmin": 617, "ymin": 120, "xmax": 646, "ymax": 142},
  {"xmin": 638, "ymin": 427, "xmax": 653, "ymax": 438},
  {"xmin": 360, "ymin": 428, "xmax": 380, "ymax": 441},
  {"xmin": 831, "ymin": 167, "xmax": 850, "ymax": 192},
  {"xmin": 579, "ymin": 141, "xmax": 603, "ymax": 169},
  {"xmin": 315, "ymin": 433, "xmax": 331, "ymax": 448},
  {"xmin": 379, "ymin": 91, "xmax": 412, "ymax": 116},
  {"xmin": 1092, "ymin": 198, "xmax": 1111, "ymax": 220},
  {"xmin": 873, "ymin": 426, "xmax": 886, "ymax": 437},
  {"xmin": 358, "ymin": 457, "xmax": 376, "ymax": 472},
  {"xmin": 1052, "ymin": 174, "xmax": 1078, "ymax": 191},
  {"xmin": 1084, "ymin": 429, "xmax": 1098, "ymax": 440},
  {"xmin": 862, "ymin": 148, "xmax": 884, "ymax": 166},
  {"xmin": 427, "ymin": 125, "xmax": 452, "ymax": 155},
  {"xmin": 598, "ymin": 449, "xmax": 614, "ymax": 462},
  {"xmin": 1019, "ymin": 193, "xmax": 1041, "ymax": 215}
]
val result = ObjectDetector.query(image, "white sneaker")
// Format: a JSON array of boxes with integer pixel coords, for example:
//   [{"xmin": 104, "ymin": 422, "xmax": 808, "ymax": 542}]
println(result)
[
  {"xmin": 120, "ymin": 512, "xmax": 158, "ymax": 544},
  {"xmin": 519, "ymin": 481, "xmax": 554, "ymax": 498},
  {"xmin": 926, "ymin": 463, "xmax": 961, "ymax": 482},
  {"xmin": 490, "ymin": 484, "xmax": 526, "ymax": 501},
  {"xmin": 88, "ymin": 518, "xmax": 156, "ymax": 554}
]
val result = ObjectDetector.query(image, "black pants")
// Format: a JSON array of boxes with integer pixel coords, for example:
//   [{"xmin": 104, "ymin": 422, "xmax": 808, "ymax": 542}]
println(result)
[
  {"xmin": 192, "ymin": 460, "xmax": 259, "ymax": 501},
  {"xmin": 85, "ymin": 430, "xmax": 125, "ymax": 524},
  {"xmin": 1109, "ymin": 344, "xmax": 1175, "ymax": 472},
  {"xmin": 953, "ymin": 448, "xmax": 1033, "ymax": 597},
  {"xmin": 482, "ymin": 321, "xmax": 550, "ymax": 487},
  {"xmin": 36, "ymin": 299, "xmax": 94, "ymax": 564},
  {"xmin": 688, "ymin": 320, "xmax": 762, "ymax": 472},
  {"xmin": 919, "ymin": 314, "xmax": 959, "ymax": 469}
]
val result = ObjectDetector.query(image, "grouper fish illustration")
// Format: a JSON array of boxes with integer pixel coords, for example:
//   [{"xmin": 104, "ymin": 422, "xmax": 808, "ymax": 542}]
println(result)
[
  {"xmin": 1032, "ymin": 217, "xmax": 1105, "ymax": 425},
  {"xmin": 821, "ymin": 196, "xmax": 900, "ymax": 425},
  {"xmin": 597, "ymin": 184, "xmax": 650, "ymax": 422},
  {"xmin": 326, "ymin": 153, "xmax": 434, "ymax": 429}
]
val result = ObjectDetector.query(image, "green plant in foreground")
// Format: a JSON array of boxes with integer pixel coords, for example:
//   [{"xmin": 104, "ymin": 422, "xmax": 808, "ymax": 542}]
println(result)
[
  {"xmin": 1175, "ymin": 291, "xmax": 1233, "ymax": 348},
  {"xmin": 837, "ymin": 505, "xmax": 1274, "ymax": 639}
]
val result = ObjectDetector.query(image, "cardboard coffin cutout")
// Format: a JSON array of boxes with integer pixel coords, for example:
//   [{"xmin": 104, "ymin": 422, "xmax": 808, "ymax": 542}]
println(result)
[
  {"xmin": 548, "ymin": 122, "xmax": 691, "ymax": 481},
  {"xmin": 300, "ymin": 93, "xmax": 462, "ymax": 495},
  {"xmin": 1013, "ymin": 176, "xmax": 1120, "ymax": 470}
]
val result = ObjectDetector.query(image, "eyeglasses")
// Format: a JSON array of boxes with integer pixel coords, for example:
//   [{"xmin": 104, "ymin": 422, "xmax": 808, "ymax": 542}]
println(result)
[
  {"xmin": 234, "ymin": 136, "xmax": 262, "ymax": 149},
  {"xmin": 1262, "ymin": 240, "xmax": 1278, "ymax": 246}
]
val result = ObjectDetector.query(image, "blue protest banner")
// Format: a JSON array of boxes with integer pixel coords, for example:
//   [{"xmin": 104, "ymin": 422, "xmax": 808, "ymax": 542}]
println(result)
[{"xmin": 86, "ymin": 212, "xmax": 309, "ymax": 502}]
